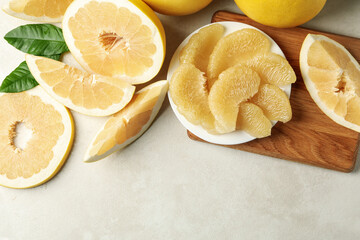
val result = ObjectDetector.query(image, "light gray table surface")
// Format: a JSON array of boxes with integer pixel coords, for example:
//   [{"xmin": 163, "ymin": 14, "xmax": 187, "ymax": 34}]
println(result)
[{"xmin": 1, "ymin": 0, "xmax": 360, "ymax": 239}]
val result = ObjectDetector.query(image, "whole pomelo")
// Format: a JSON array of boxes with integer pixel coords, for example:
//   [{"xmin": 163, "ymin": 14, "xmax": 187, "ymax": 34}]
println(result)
[
  {"xmin": 142, "ymin": 0, "xmax": 212, "ymax": 16},
  {"xmin": 234, "ymin": 0, "xmax": 327, "ymax": 28}
]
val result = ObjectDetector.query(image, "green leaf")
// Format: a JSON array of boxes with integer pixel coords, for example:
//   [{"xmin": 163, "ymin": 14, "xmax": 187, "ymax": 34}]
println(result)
[
  {"xmin": 4, "ymin": 24, "xmax": 69, "ymax": 56},
  {"xmin": 0, "ymin": 55, "xmax": 61, "ymax": 93},
  {"xmin": 0, "ymin": 61, "xmax": 38, "ymax": 93}
]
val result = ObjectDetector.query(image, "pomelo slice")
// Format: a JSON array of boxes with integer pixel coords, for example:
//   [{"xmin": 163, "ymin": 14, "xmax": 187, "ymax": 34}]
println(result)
[
  {"xmin": 207, "ymin": 28, "xmax": 271, "ymax": 87},
  {"xmin": 243, "ymin": 53, "xmax": 296, "ymax": 86},
  {"xmin": 0, "ymin": 86, "xmax": 74, "ymax": 189},
  {"xmin": 62, "ymin": 0, "xmax": 165, "ymax": 84},
  {"xmin": 208, "ymin": 65, "xmax": 261, "ymax": 133},
  {"xmin": 84, "ymin": 80, "xmax": 168, "ymax": 162},
  {"xmin": 236, "ymin": 102, "xmax": 272, "ymax": 138},
  {"xmin": 300, "ymin": 34, "xmax": 360, "ymax": 132},
  {"xmin": 169, "ymin": 63, "xmax": 215, "ymax": 132},
  {"xmin": 26, "ymin": 54, "xmax": 135, "ymax": 117},
  {"xmin": 179, "ymin": 23, "xmax": 224, "ymax": 73},
  {"xmin": 3, "ymin": 0, "xmax": 73, "ymax": 22},
  {"xmin": 251, "ymin": 84, "xmax": 292, "ymax": 123}
]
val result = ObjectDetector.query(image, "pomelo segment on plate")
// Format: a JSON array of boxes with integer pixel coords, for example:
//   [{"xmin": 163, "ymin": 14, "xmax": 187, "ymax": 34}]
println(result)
[
  {"xmin": 26, "ymin": 54, "xmax": 135, "ymax": 117},
  {"xmin": 84, "ymin": 80, "xmax": 168, "ymax": 163},
  {"xmin": 251, "ymin": 84, "xmax": 292, "ymax": 123},
  {"xmin": 180, "ymin": 23, "xmax": 224, "ymax": 73},
  {"xmin": 169, "ymin": 63, "xmax": 215, "ymax": 132},
  {"xmin": 208, "ymin": 65, "xmax": 261, "ymax": 133},
  {"xmin": 300, "ymin": 34, "xmax": 360, "ymax": 132},
  {"xmin": 0, "ymin": 86, "xmax": 74, "ymax": 189},
  {"xmin": 242, "ymin": 53, "xmax": 296, "ymax": 86},
  {"xmin": 207, "ymin": 28, "xmax": 271, "ymax": 87},
  {"xmin": 236, "ymin": 102, "xmax": 272, "ymax": 138},
  {"xmin": 3, "ymin": 0, "xmax": 73, "ymax": 22},
  {"xmin": 62, "ymin": 0, "xmax": 166, "ymax": 84}
]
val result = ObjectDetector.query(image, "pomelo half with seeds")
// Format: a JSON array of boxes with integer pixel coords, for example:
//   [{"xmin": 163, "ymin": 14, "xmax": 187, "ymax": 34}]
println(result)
[{"xmin": 62, "ymin": 0, "xmax": 165, "ymax": 84}]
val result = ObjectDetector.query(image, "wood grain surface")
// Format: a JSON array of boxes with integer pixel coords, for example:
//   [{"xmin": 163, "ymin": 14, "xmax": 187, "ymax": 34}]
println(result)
[{"xmin": 187, "ymin": 11, "xmax": 360, "ymax": 172}]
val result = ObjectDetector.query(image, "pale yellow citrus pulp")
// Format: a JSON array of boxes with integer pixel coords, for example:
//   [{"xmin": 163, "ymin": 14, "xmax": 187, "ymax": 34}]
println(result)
[
  {"xmin": 84, "ymin": 80, "xmax": 168, "ymax": 162},
  {"xmin": 62, "ymin": 0, "xmax": 166, "ymax": 84},
  {"xmin": 300, "ymin": 34, "xmax": 360, "ymax": 132},
  {"xmin": 0, "ymin": 86, "xmax": 74, "ymax": 189},
  {"xmin": 26, "ymin": 54, "xmax": 135, "ymax": 117},
  {"xmin": 3, "ymin": 0, "xmax": 73, "ymax": 22}
]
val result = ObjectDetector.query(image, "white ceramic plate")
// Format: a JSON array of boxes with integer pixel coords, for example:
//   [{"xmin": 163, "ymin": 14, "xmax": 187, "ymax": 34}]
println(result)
[{"xmin": 167, "ymin": 21, "xmax": 292, "ymax": 145}]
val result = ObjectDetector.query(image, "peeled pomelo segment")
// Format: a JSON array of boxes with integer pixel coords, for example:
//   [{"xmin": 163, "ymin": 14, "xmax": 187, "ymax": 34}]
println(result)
[
  {"xmin": 3, "ymin": 0, "xmax": 73, "ymax": 22},
  {"xmin": 84, "ymin": 80, "xmax": 168, "ymax": 162},
  {"xmin": 243, "ymin": 53, "xmax": 296, "ymax": 86},
  {"xmin": 208, "ymin": 65, "xmax": 261, "ymax": 133},
  {"xmin": 179, "ymin": 23, "xmax": 224, "ymax": 73},
  {"xmin": 169, "ymin": 63, "xmax": 215, "ymax": 132},
  {"xmin": 0, "ymin": 86, "xmax": 74, "ymax": 189},
  {"xmin": 62, "ymin": 0, "xmax": 165, "ymax": 84},
  {"xmin": 236, "ymin": 102, "xmax": 272, "ymax": 138},
  {"xmin": 207, "ymin": 28, "xmax": 271, "ymax": 87},
  {"xmin": 26, "ymin": 54, "xmax": 135, "ymax": 117},
  {"xmin": 251, "ymin": 84, "xmax": 292, "ymax": 123}
]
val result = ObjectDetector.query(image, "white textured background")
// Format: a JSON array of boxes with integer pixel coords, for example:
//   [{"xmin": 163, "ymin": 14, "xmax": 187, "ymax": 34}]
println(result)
[{"xmin": 1, "ymin": 0, "xmax": 360, "ymax": 239}]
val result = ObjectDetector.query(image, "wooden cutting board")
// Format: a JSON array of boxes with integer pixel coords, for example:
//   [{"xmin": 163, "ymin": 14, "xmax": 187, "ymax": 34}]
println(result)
[{"xmin": 188, "ymin": 11, "xmax": 360, "ymax": 172}]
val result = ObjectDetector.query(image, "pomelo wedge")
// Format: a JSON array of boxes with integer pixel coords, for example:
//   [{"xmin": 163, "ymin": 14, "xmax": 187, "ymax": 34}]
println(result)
[{"xmin": 84, "ymin": 80, "xmax": 168, "ymax": 162}]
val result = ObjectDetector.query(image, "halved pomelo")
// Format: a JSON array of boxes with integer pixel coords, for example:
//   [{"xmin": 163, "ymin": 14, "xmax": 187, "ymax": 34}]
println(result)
[
  {"xmin": 207, "ymin": 28, "xmax": 271, "ymax": 87},
  {"xmin": 3, "ymin": 0, "xmax": 73, "ymax": 22},
  {"xmin": 84, "ymin": 80, "xmax": 168, "ymax": 162},
  {"xmin": 62, "ymin": 0, "xmax": 165, "ymax": 84},
  {"xmin": 179, "ymin": 23, "xmax": 224, "ymax": 73},
  {"xmin": 26, "ymin": 54, "xmax": 135, "ymax": 117},
  {"xmin": 208, "ymin": 65, "xmax": 261, "ymax": 133},
  {"xmin": 251, "ymin": 84, "xmax": 292, "ymax": 123},
  {"xmin": 0, "ymin": 86, "xmax": 74, "ymax": 189},
  {"xmin": 300, "ymin": 34, "xmax": 360, "ymax": 132}
]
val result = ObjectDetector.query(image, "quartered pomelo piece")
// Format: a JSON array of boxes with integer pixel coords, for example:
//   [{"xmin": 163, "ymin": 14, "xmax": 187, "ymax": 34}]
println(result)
[
  {"xmin": 62, "ymin": 0, "xmax": 165, "ymax": 84},
  {"xmin": 236, "ymin": 102, "xmax": 272, "ymax": 138},
  {"xmin": 0, "ymin": 86, "xmax": 74, "ymax": 189},
  {"xmin": 243, "ymin": 53, "xmax": 296, "ymax": 86},
  {"xmin": 169, "ymin": 63, "xmax": 215, "ymax": 132},
  {"xmin": 208, "ymin": 65, "xmax": 261, "ymax": 133},
  {"xmin": 26, "ymin": 55, "xmax": 135, "ymax": 117},
  {"xmin": 84, "ymin": 80, "xmax": 168, "ymax": 162},
  {"xmin": 179, "ymin": 23, "xmax": 224, "ymax": 73},
  {"xmin": 300, "ymin": 34, "xmax": 360, "ymax": 132},
  {"xmin": 207, "ymin": 28, "xmax": 271, "ymax": 87},
  {"xmin": 3, "ymin": 0, "xmax": 73, "ymax": 22},
  {"xmin": 251, "ymin": 84, "xmax": 292, "ymax": 123}
]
